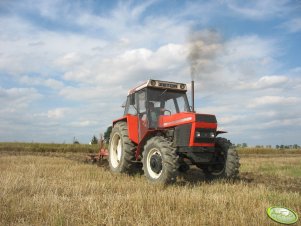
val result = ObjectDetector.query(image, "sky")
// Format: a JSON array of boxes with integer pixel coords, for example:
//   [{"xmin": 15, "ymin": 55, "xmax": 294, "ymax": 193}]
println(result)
[{"xmin": 0, "ymin": 0, "xmax": 300, "ymax": 146}]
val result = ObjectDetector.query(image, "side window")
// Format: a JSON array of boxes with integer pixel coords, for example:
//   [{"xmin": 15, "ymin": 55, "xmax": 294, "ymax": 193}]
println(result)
[
  {"xmin": 137, "ymin": 91, "xmax": 146, "ymax": 113},
  {"xmin": 176, "ymin": 96, "xmax": 186, "ymax": 112},
  {"xmin": 128, "ymin": 104, "xmax": 137, "ymax": 115},
  {"xmin": 164, "ymin": 98, "xmax": 177, "ymax": 115},
  {"xmin": 124, "ymin": 96, "xmax": 137, "ymax": 115}
]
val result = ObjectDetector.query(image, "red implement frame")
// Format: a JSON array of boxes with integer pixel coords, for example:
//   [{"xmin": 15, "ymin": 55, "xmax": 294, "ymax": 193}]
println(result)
[{"xmin": 86, "ymin": 136, "xmax": 109, "ymax": 163}]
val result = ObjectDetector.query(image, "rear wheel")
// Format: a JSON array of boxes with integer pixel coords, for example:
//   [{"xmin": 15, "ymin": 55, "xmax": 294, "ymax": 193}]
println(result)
[
  {"xmin": 142, "ymin": 136, "xmax": 179, "ymax": 184},
  {"xmin": 108, "ymin": 122, "xmax": 137, "ymax": 174},
  {"xmin": 201, "ymin": 138, "xmax": 240, "ymax": 179}
]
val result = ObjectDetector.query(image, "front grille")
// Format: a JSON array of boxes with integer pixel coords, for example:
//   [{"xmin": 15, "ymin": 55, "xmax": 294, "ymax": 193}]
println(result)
[
  {"xmin": 174, "ymin": 124, "xmax": 191, "ymax": 147},
  {"xmin": 196, "ymin": 114, "xmax": 217, "ymax": 123},
  {"xmin": 194, "ymin": 128, "xmax": 215, "ymax": 143}
]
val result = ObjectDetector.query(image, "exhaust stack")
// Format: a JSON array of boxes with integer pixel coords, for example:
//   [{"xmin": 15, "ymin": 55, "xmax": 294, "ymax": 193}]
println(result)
[{"xmin": 191, "ymin": 80, "xmax": 195, "ymax": 112}]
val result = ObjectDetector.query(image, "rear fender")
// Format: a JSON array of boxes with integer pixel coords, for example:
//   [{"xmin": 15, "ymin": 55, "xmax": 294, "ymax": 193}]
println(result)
[
  {"xmin": 113, "ymin": 115, "xmax": 139, "ymax": 144},
  {"xmin": 112, "ymin": 116, "xmax": 127, "ymax": 125}
]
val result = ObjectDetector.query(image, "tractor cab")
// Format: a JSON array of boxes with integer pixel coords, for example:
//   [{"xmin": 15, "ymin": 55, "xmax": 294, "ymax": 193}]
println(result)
[{"xmin": 124, "ymin": 80, "xmax": 191, "ymax": 140}]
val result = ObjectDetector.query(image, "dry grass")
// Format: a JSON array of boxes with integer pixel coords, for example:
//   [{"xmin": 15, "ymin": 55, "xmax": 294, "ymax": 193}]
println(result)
[
  {"xmin": 241, "ymin": 155, "xmax": 301, "ymax": 178},
  {"xmin": 0, "ymin": 153, "xmax": 300, "ymax": 226},
  {"xmin": 239, "ymin": 155, "xmax": 301, "ymax": 195},
  {"xmin": 237, "ymin": 147, "xmax": 301, "ymax": 154},
  {"xmin": 0, "ymin": 142, "xmax": 99, "ymax": 153}
]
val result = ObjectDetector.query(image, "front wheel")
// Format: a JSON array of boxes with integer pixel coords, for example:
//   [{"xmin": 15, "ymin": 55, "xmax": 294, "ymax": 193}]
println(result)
[
  {"xmin": 200, "ymin": 138, "xmax": 240, "ymax": 179},
  {"xmin": 142, "ymin": 136, "xmax": 179, "ymax": 184}
]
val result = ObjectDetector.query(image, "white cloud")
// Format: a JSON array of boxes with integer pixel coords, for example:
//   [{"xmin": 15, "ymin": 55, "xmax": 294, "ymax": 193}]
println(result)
[
  {"xmin": 0, "ymin": 87, "xmax": 41, "ymax": 110},
  {"xmin": 76, "ymin": 0, "xmax": 155, "ymax": 30},
  {"xmin": 261, "ymin": 117, "xmax": 301, "ymax": 128},
  {"xmin": 0, "ymin": 16, "xmax": 107, "ymax": 75},
  {"xmin": 58, "ymin": 33, "xmax": 278, "ymax": 96},
  {"xmin": 248, "ymin": 96, "xmax": 299, "ymax": 108},
  {"xmin": 223, "ymin": 35, "xmax": 277, "ymax": 63},
  {"xmin": 0, "ymin": 87, "xmax": 44, "ymax": 142},
  {"xmin": 62, "ymin": 43, "xmax": 187, "ymax": 87},
  {"xmin": 59, "ymin": 85, "xmax": 126, "ymax": 101},
  {"xmin": 55, "ymin": 52, "xmax": 82, "ymax": 67},
  {"xmin": 280, "ymin": 17, "xmax": 301, "ymax": 33},
  {"xmin": 219, "ymin": 115, "xmax": 247, "ymax": 124},
  {"xmin": 237, "ymin": 75, "xmax": 289, "ymax": 90},
  {"xmin": 19, "ymin": 75, "xmax": 64, "ymax": 89},
  {"xmin": 70, "ymin": 120, "xmax": 99, "ymax": 127},
  {"xmin": 225, "ymin": 0, "xmax": 292, "ymax": 20},
  {"xmin": 47, "ymin": 108, "xmax": 69, "ymax": 119}
]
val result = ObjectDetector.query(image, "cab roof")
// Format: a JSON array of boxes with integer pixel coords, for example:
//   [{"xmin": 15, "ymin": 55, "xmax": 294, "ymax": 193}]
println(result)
[{"xmin": 128, "ymin": 79, "xmax": 187, "ymax": 95}]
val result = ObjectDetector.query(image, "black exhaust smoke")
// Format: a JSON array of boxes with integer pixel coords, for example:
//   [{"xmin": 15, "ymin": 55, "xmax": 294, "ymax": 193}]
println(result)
[{"xmin": 187, "ymin": 29, "xmax": 222, "ymax": 113}]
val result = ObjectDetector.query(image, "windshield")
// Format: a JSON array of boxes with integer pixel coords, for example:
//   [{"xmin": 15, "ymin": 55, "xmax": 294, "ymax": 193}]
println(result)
[{"xmin": 147, "ymin": 88, "xmax": 190, "ymax": 114}]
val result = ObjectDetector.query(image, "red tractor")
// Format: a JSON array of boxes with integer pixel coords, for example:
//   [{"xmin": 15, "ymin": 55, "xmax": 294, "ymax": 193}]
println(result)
[{"xmin": 108, "ymin": 79, "xmax": 239, "ymax": 184}]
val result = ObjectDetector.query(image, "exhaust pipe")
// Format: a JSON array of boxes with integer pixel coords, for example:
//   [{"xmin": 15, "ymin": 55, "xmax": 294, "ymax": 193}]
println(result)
[{"xmin": 191, "ymin": 80, "xmax": 195, "ymax": 112}]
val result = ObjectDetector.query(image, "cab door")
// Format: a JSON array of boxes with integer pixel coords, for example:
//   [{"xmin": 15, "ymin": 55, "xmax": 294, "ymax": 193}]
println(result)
[{"xmin": 136, "ymin": 90, "xmax": 148, "ymax": 142}]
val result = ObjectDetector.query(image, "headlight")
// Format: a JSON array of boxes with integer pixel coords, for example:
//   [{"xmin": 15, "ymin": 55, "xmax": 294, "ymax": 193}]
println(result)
[
  {"xmin": 195, "ymin": 131, "xmax": 215, "ymax": 138},
  {"xmin": 209, "ymin": 132, "xmax": 215, "ymax": 138}
]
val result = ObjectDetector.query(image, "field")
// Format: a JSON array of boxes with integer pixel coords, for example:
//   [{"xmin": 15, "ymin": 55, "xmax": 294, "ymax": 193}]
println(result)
[{"xmin": 0, "ymin": 143, "xmax": 300, "ymax": 226}]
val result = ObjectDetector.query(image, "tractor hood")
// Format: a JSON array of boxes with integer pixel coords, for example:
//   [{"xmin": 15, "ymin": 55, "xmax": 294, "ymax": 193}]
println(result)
[{"xmin": 158, "ymin": 112, "xmax": 217, "ymax": 128}]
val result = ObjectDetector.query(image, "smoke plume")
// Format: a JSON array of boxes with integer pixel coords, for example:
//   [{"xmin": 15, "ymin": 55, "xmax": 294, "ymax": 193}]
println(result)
[{"xmin": 187, "ymin": 29, "xmax": 223, "ymax": 81}]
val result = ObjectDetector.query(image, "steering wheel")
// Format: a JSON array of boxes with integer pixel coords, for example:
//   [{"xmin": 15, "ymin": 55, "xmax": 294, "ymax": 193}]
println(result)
[{"xmin": 162, "ymin": 109, "xmax": 171, "ymax": 115}]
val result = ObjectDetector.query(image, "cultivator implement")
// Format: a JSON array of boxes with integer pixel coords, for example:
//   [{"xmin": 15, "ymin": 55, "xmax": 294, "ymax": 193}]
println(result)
[{"xmin": 86, "ymin": 136, "xmax": 109, "ymax": 164}]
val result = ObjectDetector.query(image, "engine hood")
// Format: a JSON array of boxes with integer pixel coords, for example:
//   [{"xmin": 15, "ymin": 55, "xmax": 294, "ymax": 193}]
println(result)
[{"xmin": 158, "ymin": 112, "xmax": 217, "ymax": 128}]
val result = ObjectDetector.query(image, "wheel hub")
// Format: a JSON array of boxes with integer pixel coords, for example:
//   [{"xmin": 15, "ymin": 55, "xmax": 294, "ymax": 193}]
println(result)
[{"xmin": 150, "ymin": 154, "xmax": 162, "ymax": 174}]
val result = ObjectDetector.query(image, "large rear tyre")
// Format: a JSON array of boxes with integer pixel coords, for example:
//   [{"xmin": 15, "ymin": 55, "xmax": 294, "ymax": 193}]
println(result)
[
  {"xmin": 201, "ymin": 137, "xmax": 240, "ymax": 179},
  {"xmin": 108, "ymin": 122, "xmax": 137, "ymax": 174},
  {"xmin": 142, "ymin": 136, "xmax": 179, "ymax": 184}
]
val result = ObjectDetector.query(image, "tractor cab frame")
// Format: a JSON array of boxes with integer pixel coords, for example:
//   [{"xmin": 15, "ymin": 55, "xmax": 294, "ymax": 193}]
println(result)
[{"xmin": 124, "ymin": 81, "xmax": 190, "ymax": 142}]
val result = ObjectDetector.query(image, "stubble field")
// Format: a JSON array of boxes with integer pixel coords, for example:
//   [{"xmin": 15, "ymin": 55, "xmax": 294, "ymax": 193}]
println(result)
[{"xmin": 0, "ymin": 144, "xmax": 300, "ymax": 226}]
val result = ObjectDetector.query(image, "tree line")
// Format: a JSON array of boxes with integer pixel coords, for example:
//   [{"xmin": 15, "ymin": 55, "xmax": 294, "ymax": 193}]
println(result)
[{"xmin": 233, "ymin": 143, "xmax": 300, "ymax": 149}]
